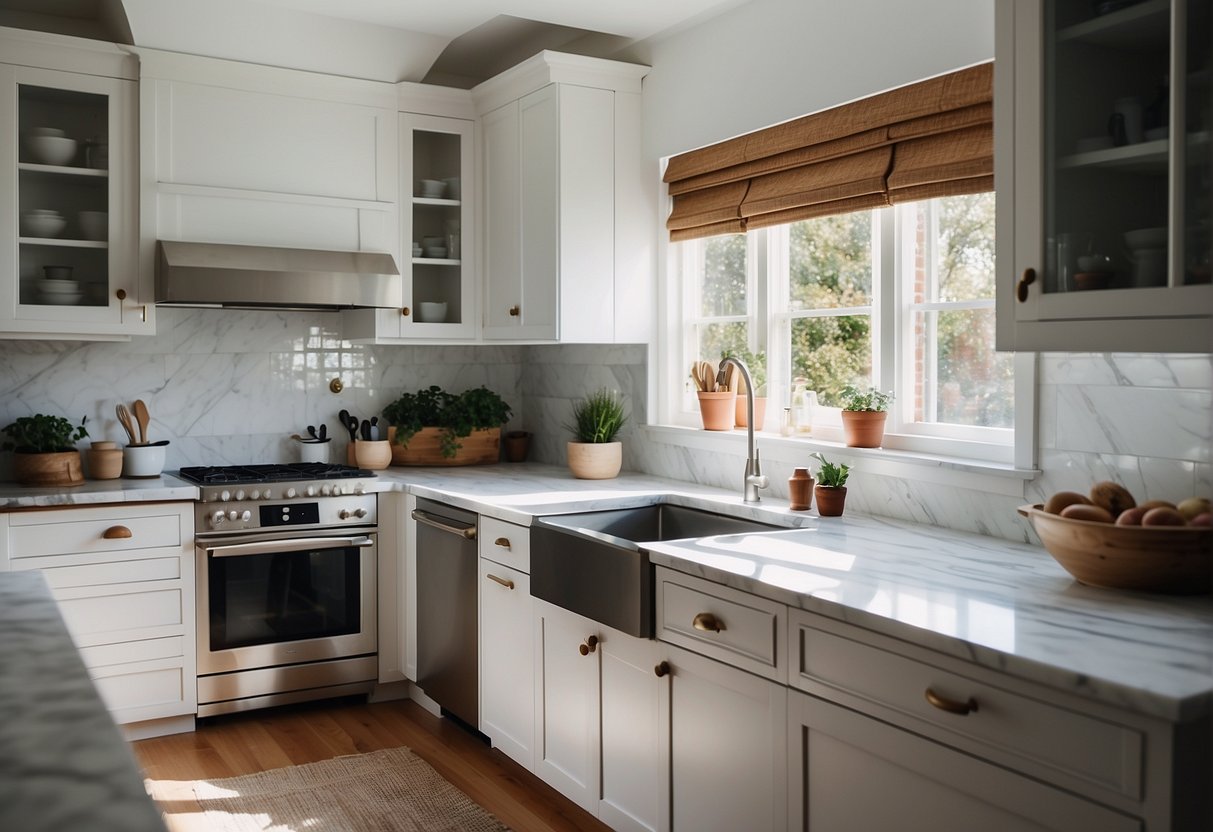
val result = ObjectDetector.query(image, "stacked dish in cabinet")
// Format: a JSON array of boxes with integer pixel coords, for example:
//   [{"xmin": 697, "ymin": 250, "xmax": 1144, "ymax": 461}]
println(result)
[{"xmin": 17, "ymin": 84, "xmax": 111, "ymax": 307}]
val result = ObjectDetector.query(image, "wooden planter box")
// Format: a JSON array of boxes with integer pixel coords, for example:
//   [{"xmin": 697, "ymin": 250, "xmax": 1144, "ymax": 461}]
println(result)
[{"xmin": 388, "ymin": 426, "xmax": 501, "ymax": 466}]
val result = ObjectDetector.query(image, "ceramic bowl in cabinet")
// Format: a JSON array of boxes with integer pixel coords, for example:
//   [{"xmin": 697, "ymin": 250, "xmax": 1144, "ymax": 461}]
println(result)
[
  {"xmin": 41, "ymin": 265, "xmax": 75, "ymax": 281},
  {"xmin": 419, "ymin": 179, "xmax": 446, "ymax": 198},
  {"xmin": 21, "ymin": 210, "xmax": 66, "ymax": 238},
  {"xmin": 416, "ymin": 301, "xmax": 448, "ymax": 323},
  {"xmin": 36, "ymin": 291, "xmax": 84, "ymax": 305},
  {"xmin": 78, "ymin": 211, "xmax": 108, "ymax": 241},
  {"xmin": 25, "ymin": 135, "xmax": 78, "ymax": 166},
  {"xmin": 1124, "ymin": 227, "xmax": 1167, "ymax": 249}
]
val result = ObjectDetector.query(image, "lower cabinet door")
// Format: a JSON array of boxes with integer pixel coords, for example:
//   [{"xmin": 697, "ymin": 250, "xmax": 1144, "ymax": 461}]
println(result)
[
  {"xmin": 599, "ymin": 628, "xmax": 662, "ymax": 832},
  {"xmin": 533, "ymin": 599, "xmax": 600, "ymax": 812},
  {"xmin": 660, "ymin": 644, "xmax": 788, "ymax": 832},
  {"xmin": 788, "ymin": 689, "xmax": 1140, "ymax": 832},
  {"xmin": 479, "ymin": 558, "xmax": 534, "ymax": 769}
]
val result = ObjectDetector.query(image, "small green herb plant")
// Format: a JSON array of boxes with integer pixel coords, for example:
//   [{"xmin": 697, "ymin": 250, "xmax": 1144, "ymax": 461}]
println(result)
[
  {"xmin": 567, "ymin": 389, "xmax": 627, "ymax": 444},
  {"xmin": 1, "ymin": 414, "xmax": 89, "ymax": 453},
  {"xmin": 382, "ymin": 386, "xmax": 512, "ymax": 458},
  {"xmin": 839, "ymin": 385, "xmax": 894, "ymax": 412},
  {"xmin": 812, "ymin": 452, "xmax": 850, "ymax": 488}
]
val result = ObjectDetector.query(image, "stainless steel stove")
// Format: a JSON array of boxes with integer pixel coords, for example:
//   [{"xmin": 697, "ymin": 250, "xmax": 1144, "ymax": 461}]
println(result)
[{"xmin": 185, "ymin": 463, "xmax": 381, "ymax": 717}]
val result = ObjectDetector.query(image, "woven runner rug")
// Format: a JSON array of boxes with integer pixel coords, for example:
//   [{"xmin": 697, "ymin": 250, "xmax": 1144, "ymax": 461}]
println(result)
[{"xmin": 147, "ymin": 746, "xmax": 510, "ymax": 832}]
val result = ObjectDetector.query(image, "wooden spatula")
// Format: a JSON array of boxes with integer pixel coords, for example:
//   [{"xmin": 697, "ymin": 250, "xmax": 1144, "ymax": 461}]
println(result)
[{"xmin": 133, "ymin": 399, "xmax": 151, "ymax": 445}]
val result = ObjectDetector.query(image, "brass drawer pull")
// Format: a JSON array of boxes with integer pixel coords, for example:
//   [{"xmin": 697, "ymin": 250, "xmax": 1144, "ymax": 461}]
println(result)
[
  {"xmin": 494, "ymin": 537, "xmax": 511, "ymax": 549},
  {"xmin": 578, "ymin": 635, "xmax": 599, "ymax": 656},
  {"xmin": 102, "ymin": 525, "xmax": 132, "ymax": 540},
  {"xmin": 925, "ymin": 688, "xmax": 978, "ymax": 716},
  {"xmin": 654, "ymin": 661, "xmax": 670, "ymax": 678},
  {"xmin": 508, "ymin": 305, "xmax": 520, "ymax": 317},
  {"xmin": 692, "ymin": 612, "xmax": 726, "ymax": 633},
  {"xmin": 1016, "ymin": 268, "xmax": 1036, "ymax": 303},
  {"xmin": 486, "ymin": 573, "xmax": 515, "ymax": 590}
]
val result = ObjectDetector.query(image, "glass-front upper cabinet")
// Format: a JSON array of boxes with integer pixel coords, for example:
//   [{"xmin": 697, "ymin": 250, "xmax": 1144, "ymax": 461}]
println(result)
[
  {"xmin": 996, "ymin": 0, "xmax": 1212, "ymax": 352},
  {"xmin": 0, "ymin": 53, "xmax": 146, "ymax": 337}
]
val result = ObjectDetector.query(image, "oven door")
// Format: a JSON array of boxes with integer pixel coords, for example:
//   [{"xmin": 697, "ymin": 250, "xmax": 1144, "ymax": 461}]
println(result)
[{"xmin": 197, "ymin": 531, "xmax": 377, "ymax": 675}]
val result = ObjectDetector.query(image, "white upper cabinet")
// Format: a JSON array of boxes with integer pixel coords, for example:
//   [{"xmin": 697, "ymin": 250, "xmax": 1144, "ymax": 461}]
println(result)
[
  {"xmin": 0, "ymin": 28, "xmax": 148, "ymax": 339},
  {"xmin": 995, "ymin": 0, "xmax": 1212, "ymax": 352},
  {"xmin": 475, "ymin": 52, "xmax": 652, "ymax": 343}
]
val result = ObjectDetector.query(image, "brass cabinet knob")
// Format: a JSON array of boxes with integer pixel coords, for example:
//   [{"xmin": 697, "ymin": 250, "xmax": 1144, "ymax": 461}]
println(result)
[
  {"xmin": 115, "ymin": 288, "xmax": 127, "ymax": 301},
  {"xmin": 924, "ymin": 688, "xmax": 978, "ymax": 716},
  {"xmin": 486, "ymin": 573, "xmax": 515, "ymax": 590},
  {"xmin": 654, "ymin": 661, "xmax": 671, "ymax": 678},
  {"xmin": 692, "ymin": 612, "xmax": 726, "ymax": 633},
  {"xmin": 102, "ymin": 525, "xmax": 132, "ymax": 540},
  {"xmin": 578, "ymin": 635, "xmax": 599, "ymax": 656},
  {"xmin": 402, "ymin": 307, "xmax": 411, "ymax": 316},
  {"xmin": 494, "ymin": 537, "xmax": 511, "ymax": 549},
  {"xmin": 508, "ymin": 305, "xmax": 520, "ymax": 317},
  {"xmin": 1016, "ymin": 268, "xmax": 1036, "ymax": 303}
]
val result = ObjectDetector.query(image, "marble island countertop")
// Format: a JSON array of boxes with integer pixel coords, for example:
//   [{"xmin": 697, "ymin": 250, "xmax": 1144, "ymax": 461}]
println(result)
[{"xmin": 0, "ymin": 571, "xmax": 166, "ymax": 832}]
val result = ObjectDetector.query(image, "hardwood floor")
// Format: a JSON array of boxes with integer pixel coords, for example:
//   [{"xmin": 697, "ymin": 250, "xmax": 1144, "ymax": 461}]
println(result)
[{"xmin": 133, "ymin": 697, "xmax": 612, "ymax": 832}]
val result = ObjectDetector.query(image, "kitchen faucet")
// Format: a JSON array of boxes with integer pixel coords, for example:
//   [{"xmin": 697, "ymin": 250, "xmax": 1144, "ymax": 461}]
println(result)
[{"xmin": 716, "ymin": 357, "xmax": 769, "ymax": 502}]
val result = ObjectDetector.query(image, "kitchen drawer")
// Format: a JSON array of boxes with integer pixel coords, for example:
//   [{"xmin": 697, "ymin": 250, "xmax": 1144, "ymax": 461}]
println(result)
[
  {"xmin": 53, "ymin": 583, "xmax": 184, "ymax": 647},
  {"xmin": 8, "ymin": 504, "xmax": 186, "ymax": 560},
  {"xmin": 89, "ymin": 656, "xmax": 190, "ymax": 724},
  {"xmin": 788, "ymin": 612, "xmax": 1144, "ymax": 801},
  {"xmin": 16, "ymin": 555, "xmax": 181, "ymax": 589},
  {"xmin": 480, "ymin": 516, "xmax": 530, "ymax": 573},
  {"xmin": 77, "ymin": 635, "xmax": 185, "ymax": 670},
  {"xmin": 655, "ymin": 566, "xmax": 785, "ymax": 683}
]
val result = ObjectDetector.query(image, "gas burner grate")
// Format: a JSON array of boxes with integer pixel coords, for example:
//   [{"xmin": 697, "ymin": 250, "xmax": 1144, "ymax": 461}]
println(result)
[{"xmin": 177, "ymin": 463, "xmax": 375, "ymax": 485}]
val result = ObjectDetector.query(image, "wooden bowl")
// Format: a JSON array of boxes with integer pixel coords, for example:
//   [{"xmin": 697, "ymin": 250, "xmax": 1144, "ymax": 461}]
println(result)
[{"xmin": 1018, "ymin": 504, "xmax": 1212, "ymax": 594}]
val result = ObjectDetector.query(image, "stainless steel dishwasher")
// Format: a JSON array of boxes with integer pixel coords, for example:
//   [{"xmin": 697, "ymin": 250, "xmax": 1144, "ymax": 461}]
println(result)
[{"xmin": 412, "ymin": 497, "xmax": 479, "ymax": 727}]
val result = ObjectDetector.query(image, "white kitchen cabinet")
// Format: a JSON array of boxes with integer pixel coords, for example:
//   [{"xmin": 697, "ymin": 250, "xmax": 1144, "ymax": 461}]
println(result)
[
  {"xmin": 787, "ymin": 689, "xmax": 1139, "ymax": 832},
  {"xmin": 994, "ymin": 0, "xmax": 1212, "ymax": 352},
  {"xmin": 475, "ymin": 52, "xmax": 651, "ymax": 343},
  {"xmin": 0, "ymin": 502, "xmax": 196, "ymax": 738},
  {"xmin": 656, "ymin": 642, "xmax": 788, "ymax": 832},
  {"xmin": 0, "ymin": 28, "xmax": 150, "ymax": 339},
  {"xmin": 532, "ymin": 598, "xmax": 663, "ymax": 830},
  {"xmin": 479, "ymin": 517, "xmax": 534, "ymax": 770}
]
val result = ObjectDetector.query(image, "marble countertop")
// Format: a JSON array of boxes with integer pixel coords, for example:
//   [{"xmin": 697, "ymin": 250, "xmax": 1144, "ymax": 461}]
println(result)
[
  {"xmin": 379, "ymin": 464, "xmax": 1213, "ymax": 723},
  {"xmin": 0, "ymin": 474, "xmax": 197, "ymax": 509},
  {"xmin": 0, "ymin": 570, "xmax": 166, "ymax": 832}
]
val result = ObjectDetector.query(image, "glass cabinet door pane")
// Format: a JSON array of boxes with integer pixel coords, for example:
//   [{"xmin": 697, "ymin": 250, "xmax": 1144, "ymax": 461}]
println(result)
[
  {"xmin": 410, "ymin": 129, "xmax": 463, "ymax": 326},
  {"xmin": 1044, "ymin": 0, "xmax": 1172, "ymax": 295},
  {"xmin": 17, "ymin": 84, "xmax": 110, "ymax": 309},
  {"xmin": 1183, "ymin": 0, "xmax": 1211, "ymax": 287}
]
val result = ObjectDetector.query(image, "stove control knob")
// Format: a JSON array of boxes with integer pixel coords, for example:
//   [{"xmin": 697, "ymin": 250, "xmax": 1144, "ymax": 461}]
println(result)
[
  {"xmin": 228, "ymin": 510, "xmax": 239, "ymax": 521},
  {"xmin": 220, "ymin": 489, "xmax": 231, "ymax": 502},
  {"xmin": 263, "ymin": 489, "xmax": 273, "ymax": 500},
  {"xmin": 241, "ymin": 510, "xmax": 252, "ymax": 521},
  {"xmin": 285, "ymin": 488, "xmax": 297, "ymax": 499},
  {"xmin": 354, "ymin": 508, "xmax": 368, "ymax": 519},
  {"xmin": 250, "ymin": 489, "xmax": 261, "ymax": 500},
  {"xmin": 235, "ymin": 489, "xmax": 246, "ymax": 501},
  {"xmin": 353, "ymin": 483, "xmax": 364, "ymax": 495},
  {"xmin": 211, "ymin": 511, "xmax": 226, "ymax": 526},
  {"xmin": 321, "ymin": 484, "xmax": 332, "ymax": 496},
  {"xmin": 306, "ymin": 485, "xmax": 317, "ymax": 497}
]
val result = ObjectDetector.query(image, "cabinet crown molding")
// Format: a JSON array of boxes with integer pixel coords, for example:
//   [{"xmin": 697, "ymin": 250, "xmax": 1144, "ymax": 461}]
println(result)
[
  {"xmin": 0, "ymin": 25, "xmax": 137, "ymax": 79},
  {"xmin": 471, "ymin": 50, "xmax": 649, "ymax": 116}
]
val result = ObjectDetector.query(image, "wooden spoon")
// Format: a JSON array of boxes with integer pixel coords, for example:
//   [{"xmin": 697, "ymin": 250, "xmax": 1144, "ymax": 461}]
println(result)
[{"xmin": 133, "ymin": 399, "xmax": 151, "ymax": 445}]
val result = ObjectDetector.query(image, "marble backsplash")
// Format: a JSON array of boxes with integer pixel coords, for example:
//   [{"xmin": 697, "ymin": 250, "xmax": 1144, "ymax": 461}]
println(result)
[{"xmin": 0, "ymin": 311, "xmax": 1208, "ymax": 544}]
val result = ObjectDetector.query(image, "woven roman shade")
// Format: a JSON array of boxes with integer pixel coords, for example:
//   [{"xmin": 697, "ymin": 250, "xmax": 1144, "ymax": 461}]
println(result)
[{"xmin": 665, "ymin": 62, "xmax": 993, "ymax": 241}]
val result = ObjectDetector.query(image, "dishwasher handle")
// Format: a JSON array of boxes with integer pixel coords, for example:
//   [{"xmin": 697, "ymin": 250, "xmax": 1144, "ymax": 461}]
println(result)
[{"xmin": 412, "ymin": 509, "xmax": 477, "ymax": 540}]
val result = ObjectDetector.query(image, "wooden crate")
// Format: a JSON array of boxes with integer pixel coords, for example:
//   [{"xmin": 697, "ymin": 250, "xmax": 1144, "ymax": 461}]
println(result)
[{"xmin": 389, "ymin": 426, "xmax": 501, "ymax": 466}]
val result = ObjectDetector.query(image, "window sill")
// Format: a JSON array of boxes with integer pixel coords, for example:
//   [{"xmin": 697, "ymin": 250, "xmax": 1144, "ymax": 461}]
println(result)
[{"xmin": 641, "ymin": 424, "xmax": 1038, "ymax": 498}]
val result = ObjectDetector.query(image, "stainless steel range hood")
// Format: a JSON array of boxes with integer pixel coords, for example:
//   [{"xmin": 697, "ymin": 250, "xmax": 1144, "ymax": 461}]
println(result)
[{"xmin": 156, "ymin": 240, "xmax": 401, "ymax": 310}]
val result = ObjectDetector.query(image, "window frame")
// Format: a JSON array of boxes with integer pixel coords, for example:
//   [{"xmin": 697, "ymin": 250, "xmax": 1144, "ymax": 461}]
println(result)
[{"xmin": 663, "ymin": 195, "xmax": 1035, "ymax": 469}]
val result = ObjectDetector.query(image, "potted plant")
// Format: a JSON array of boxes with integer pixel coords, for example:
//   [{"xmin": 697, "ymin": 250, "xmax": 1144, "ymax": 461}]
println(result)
[
  {"xmin": 723, "ymin": 349, "xmax": 767, "ymax": 429},
  {"xmin": 839, "ymin": 385, "xmax": 894, "ymax": 448},
  {"xmin": 811, "ymin": 452, "xmax": 850, "ymax": 516},
  {"xmin": 2, "ymin": 414, "xmax": 89, "ymax": 486},
  {"xmin": 383, "ymin": 386, "xmax": 512, "ymax": 465},
  {"xmin": 566, "ymin": 388, "xmax": 627, "ymax": 479}
]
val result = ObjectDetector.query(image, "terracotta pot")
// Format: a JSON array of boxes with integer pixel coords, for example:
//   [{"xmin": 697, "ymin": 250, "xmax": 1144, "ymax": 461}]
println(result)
[
  {"xmin": 841, "ymin": 410, "xmax": 888, "ymax": 448},
  {"xmin": 13, "ymin": 451, "xmax": 84, "ymax": 487},
  {"xmin": 788, "ymin": 468, "xmax": 814, "ymax": 511},
  {"xmin": 734, "ymin": 396, "xmax": 768, "ymax": 429},
  {"xmin": 697, "ymin": 391, "xmax": 737, "ymax": 431},
  {"xmin": 504, "ymin": 431, "xmax": 531, "ymax": 463},
  {"xmin": 352, "ymin": 439, "xmax": 392, "ymax": 470},
  {"xmin": 567, "ymin": 441, "xmax": 622, "ymax": 479},
  {"xmin": 814, "ymin": 485, "xmax": 847, "ymax": 517}
]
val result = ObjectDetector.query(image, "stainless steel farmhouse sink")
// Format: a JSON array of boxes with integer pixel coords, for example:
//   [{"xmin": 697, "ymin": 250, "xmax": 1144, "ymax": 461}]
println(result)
[{"xmin": 530, "ymin": 504, "xmax": 782, "ymax": 637}]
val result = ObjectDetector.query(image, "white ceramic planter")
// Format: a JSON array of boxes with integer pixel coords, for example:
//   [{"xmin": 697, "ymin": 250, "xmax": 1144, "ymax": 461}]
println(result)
[{"xmin": 567, "ymin": 441, "xmax": 622, "ymax": 479}]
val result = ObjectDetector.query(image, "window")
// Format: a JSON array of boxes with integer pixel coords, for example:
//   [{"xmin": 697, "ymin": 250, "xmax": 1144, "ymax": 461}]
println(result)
[{"xmin": 673, "ymin": 192, "xmax": 1017, "ymax": 462}]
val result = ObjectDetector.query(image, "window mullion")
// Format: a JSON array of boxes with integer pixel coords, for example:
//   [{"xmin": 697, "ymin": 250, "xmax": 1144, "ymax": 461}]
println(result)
[{"xmin": 876, "ymin": 206, "xmax": 897, "ymax": 417}]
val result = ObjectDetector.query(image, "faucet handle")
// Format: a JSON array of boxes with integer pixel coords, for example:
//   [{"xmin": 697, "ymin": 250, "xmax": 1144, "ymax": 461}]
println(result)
[{"xmin": 747, "ymin": 448, "xmax": 770, "ymax": 489}]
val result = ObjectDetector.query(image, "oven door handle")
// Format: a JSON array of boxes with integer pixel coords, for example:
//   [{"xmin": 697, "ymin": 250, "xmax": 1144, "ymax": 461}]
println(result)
[
  {"xmin": 207, "ymin": 535, "xmax": 374, "ymax": 558},
  {"xmin": 411, "ymin": 509, "xmax": 477, "ymax": 540}
]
